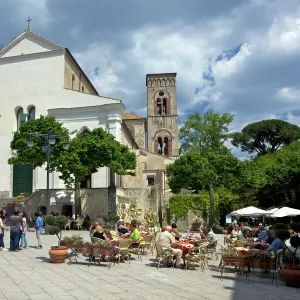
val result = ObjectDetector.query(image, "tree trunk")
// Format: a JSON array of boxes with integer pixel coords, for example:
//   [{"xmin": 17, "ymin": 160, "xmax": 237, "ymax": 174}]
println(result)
[
  {"xmin": 74, "ymin": 183, "xmax": 81, "ymax": 217},
  {"xmin": 208, "ymin": 184, "xmax": 215, "ymax": 227}
]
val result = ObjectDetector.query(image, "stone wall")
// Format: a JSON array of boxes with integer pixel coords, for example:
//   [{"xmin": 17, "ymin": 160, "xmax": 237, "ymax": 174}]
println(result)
[
  {"xmin": 19, "ymin": 188, "xmax": 109, "ymax": 222},
  {"xmin": 116, "ymin": 187, "xmax": 159, "ymax": 224}
]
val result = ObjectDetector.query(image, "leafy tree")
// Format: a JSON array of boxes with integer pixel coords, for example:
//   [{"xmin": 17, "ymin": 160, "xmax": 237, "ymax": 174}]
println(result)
[
  {"xmin": 166, "ymin": 151, "xmax": 240, "ymax": 226},
  {"xmin": 9, "ymin": 116, "xmax": 136, "ymax": 216},
  {"xmin": 255, "ymin": 141, "xmax": 300, "ymax": 209},
  {"xmin": 179, "ymin": 109, "xmax": 234, "ymax": 154},
  {"xmin": 231, "ymin": 119, "xmax": 300, "ymax": 156}
]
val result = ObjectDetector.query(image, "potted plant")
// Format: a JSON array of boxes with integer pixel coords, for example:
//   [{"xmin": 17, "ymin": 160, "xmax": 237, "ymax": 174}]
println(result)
[
  {"xmin": 44, "ymin": 215, "xmax": 68, "ymax": 263},
  {"xmin": 74, "ymin": 241, "xmax": 92, "ymax": 254},
  {"xmin": 60, "ymin": 235, "xmax": 83, "ymax": 248},
  {"xmin": 108, "ymin": 214, "xmax": 120, "ymax": 226},
  {"xmin": 248, "ymin": 251, "xmax": 274, "ymax": 269},
  {"xmin": 281, "ymin": 222, "xmax": 300, "ymax": 287},
  {"xmin": 222, "ymin": 249, "xmax": 248, "ymax": 268}
]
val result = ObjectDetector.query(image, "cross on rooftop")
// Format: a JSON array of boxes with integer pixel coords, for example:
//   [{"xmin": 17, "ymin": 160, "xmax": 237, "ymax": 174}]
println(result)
[{"xmin": 26, "ymin": 17, "xmax": 32, "ymax": 30}]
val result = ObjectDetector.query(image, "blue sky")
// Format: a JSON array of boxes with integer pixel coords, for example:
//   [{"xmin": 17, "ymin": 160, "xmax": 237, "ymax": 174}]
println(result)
[{"xmin": 1, "ymin": 0, "xmax": 300, "ymax": 158}]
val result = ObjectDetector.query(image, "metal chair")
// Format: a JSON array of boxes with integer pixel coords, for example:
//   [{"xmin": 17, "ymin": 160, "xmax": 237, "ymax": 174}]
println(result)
[
  {"xmin": 117, "ymin": 239, "xmax": 132, "ymax": 264},
  {"xmin": 207, "ymin": 240, "xmax": 219, "ymax": 260},
  {"xmin": 139, "ymin": 235, "xmax": 154, "ymax": 255},
  {"xmin": 64, "ymin": 219, "xmax": 72, "ymax": 230},
  {"xmin": 155, "ymin": 242, "xmax": 174, "ymax": 269}
]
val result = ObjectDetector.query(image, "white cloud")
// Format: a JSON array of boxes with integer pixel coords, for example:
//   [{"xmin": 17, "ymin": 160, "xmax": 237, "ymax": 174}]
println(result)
[
  {"xmin": 286, "ymin": 112, "xmax": 300, "ymax": 127},
  {"xmin": 268, "ymin": 16, "xmax": 300, "ymax": 53},
  {"xmin": 58, "ymin": 0, "xmax": 300, "ymax": 159},
  {"xmin": 8, "ymin": 0, "xmax": 53, "ymax": 28},
  {"xmin": 277, "ymin": 87, "xmax": 300, "ymax": 102}
]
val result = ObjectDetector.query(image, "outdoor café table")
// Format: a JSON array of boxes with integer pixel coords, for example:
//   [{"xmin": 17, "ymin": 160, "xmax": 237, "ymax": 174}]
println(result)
[
  {"xmin": 245, "ymin": 241, "xmax": 269, "ymax": 250},
  {"xmin": 233, "ymin": 247, "xmax": 260, "ymax": 256},
  {"xmin": 172, "ymin": 241, "xmax": 194, "ymax": 259}
]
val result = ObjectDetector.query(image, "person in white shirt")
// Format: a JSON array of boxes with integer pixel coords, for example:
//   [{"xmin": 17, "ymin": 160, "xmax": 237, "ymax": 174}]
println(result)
[
  {"xmin": 231, "ymin": 224, "xmax": 244, "ymax": 240},
  {"xmin": 156, "ymin": 225, "xmax": 183, "ymax": 267},
  {"xmin": 20, "ymin": 211, "xmax": 28, "ymax": 249},
  {"xmin": 207, "ymin": 228, "xmax": 217, "ymax": 248}
]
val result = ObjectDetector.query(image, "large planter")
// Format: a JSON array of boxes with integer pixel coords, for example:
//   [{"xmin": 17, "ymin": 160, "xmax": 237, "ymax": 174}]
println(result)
[
  {"xmin": 223, "ymin": 256, "xmax": 248, "ymax": 267},
  {"xmin": 49, "ymin": 246, "xmax": 67, "ymax": 264},
  {"xmin": 249, "ymin": 258, "xmax": 274, "ymax": 269},
  {"xmin": 59, "ymin": 241, "xmax": 74, "ymax": 249},
  {"xmin": 281, "ymin": 265, "xmax": 300, "ymax": 287},
  {"xmin": 74, "ymin": 245, "xmax": 91, "ymax": 254}
]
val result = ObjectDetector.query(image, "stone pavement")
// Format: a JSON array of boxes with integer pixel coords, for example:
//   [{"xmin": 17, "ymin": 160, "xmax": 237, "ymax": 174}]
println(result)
[{"xmin": 0, "ymin": 230, "xmax": 299, "ymax": 300}]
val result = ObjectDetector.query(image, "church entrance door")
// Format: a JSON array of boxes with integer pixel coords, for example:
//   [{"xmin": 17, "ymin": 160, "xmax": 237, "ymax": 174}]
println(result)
[
  {"xmin": 62, "ymin": 204, "xmax": 72, "ymax": 218},
  {"xmin": 12, "ymin": 164, "xmax": 33, "ymax": 197}
]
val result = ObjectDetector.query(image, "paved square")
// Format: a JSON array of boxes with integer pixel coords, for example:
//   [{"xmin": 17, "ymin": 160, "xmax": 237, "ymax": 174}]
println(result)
[{"xmin": 0, "ymin": 231, "xmax": 299, "ymax": 300}]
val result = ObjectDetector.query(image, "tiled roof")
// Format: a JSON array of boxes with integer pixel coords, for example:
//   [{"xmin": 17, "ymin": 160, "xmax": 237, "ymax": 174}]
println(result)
[{"xmin": 122, "ymin": 113, "xmax": 145, "ymax": 120}]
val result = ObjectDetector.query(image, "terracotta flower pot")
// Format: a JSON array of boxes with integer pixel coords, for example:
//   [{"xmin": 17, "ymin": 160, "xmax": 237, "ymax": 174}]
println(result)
[
  {"xmin": 223, "ymin": 256, "xmax": 248, "ymax": 267},
  {"xmin": 249, "ymin": 258, "xmax": 274, "ymax": 269},
  {"xmin": 74, "ymin": 245, "xmax": 91, "ymax": 254},
  {"xmin": 281, "ymin": 265, "xmax": 300, "ymax": 287},
  {"xmin": 49, "ymin": 246, "xmax": 67, "ymax": 264},
  {"xmin": 59, "ymin": 240, "xmax": 67, "ymax": 247}
]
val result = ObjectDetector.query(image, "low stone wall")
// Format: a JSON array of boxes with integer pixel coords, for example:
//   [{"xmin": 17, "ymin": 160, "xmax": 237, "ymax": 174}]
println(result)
[{"xmin": 19, "ymin": 188, "xmax": 109, "ymax": 222}]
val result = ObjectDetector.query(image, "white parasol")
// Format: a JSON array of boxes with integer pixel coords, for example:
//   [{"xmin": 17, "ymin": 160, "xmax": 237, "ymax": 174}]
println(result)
[
  {"xmin": 230, "ymin": 206, "xmax": 269, "ymax": 217},
  {"xmin": 271, "ymin": 207, "xmax": 300, "ymax": 218}
]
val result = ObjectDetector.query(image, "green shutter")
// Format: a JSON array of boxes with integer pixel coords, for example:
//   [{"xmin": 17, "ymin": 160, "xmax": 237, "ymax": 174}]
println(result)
[{"xmin": 13, "ymin": 164, "xmax": 33, "ymax": 197}]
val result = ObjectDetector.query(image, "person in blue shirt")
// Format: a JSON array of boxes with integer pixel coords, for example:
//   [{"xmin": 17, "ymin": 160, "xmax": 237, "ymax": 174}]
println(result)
[
  {"xmin": 257, "ymin": 226, "xmax": 267, "ymax": 241},
  {"xmin": 267, "ymin": 230, "xmax": 285, "ymax": 252},
  {"xmin": 33, "ymin": 212, "xmax": 43, "ymax": 249}
]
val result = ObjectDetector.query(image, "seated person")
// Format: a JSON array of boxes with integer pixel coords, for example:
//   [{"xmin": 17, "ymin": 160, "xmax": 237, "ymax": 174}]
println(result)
[
  {"xmin": 257, "ymin": 226, "xmax": 267, "ymax": 241},
  {"xmin": 129, "ymin": 224, "xmax": 141, "ymax": 241},
  {"xmin": 226, "ymin": 224, "xmax": 233, "ymax": 234},
  {"xmin": 89, "ymin": 222, "xmax": 97, "ymax": 239},
  {"xmin": 267, "ymin": 230, "xmax": 285, "ymax": 252},
  {"xmin": 129, "ymin": 224, "xmax": 141, "ymax": 252},
  {"xmin": 117, "ymin": 220, "xmax": 130, "ymax": 235},
  {"xmin": 207, "ymin": 227, "xmax": 217, "ymax": 248},
  {"xmin": 231, "ymin": 224, "xmax": 243, "ymax": 240},
  {"xmin": 93, "ymin": 225, "xmax": 110, "ymax": 242},
  {"xmin": 200, "ymin": 230, "xmax": 208, "ymax": 240},
  {"xmin": 97, "ymin": 215, "xmax": 103, "ymax": 222},
  {"xmin": 171, "ymin": 223, "xmax": 181, "ymax": 240},
  {"xmin": 266, "ymin": 230, "xmax": 275, "ymax": 245},
  {"xmin": 156, "ymin": 225, "xmax": 183, "ymax": 268}
]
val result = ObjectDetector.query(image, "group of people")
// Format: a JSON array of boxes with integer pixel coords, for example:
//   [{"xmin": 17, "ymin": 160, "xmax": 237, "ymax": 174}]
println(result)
[
  {"xmin": 227, "ymin": 223, "xmax": 286, "ymax": 252},
  {"xmin": 0, "ymin": 208, "xmax": 44, "ymax": 251}
]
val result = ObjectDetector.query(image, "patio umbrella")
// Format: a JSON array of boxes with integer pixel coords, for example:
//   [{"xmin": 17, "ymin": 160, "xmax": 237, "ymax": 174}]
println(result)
[
  {"xmin": 266, "ymin": 208, "xmax": 279, "ymax": 218},
  {"xmin": 230, "ymin": 206, "xmax": 269, "ymax": 216},
  {"xmin": 271, "ymin": 207, "xmax": 300, "ymax": 218}
]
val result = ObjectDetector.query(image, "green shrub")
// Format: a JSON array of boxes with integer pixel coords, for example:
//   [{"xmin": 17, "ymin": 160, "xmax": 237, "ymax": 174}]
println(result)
[
  {"xmin": 44, "ymin": 215, "xmax": 68, "ymax": 245},
  {"xmin": 101, "ymin": 214, "xmax": 109, "ymax": 222},
  {"xmin": 212, "ymin": 224, "xmax": 224, "ymax": 234},
  {"xmin": 108, "ymin": 214, "xmax": 120, "ymax": 223}
]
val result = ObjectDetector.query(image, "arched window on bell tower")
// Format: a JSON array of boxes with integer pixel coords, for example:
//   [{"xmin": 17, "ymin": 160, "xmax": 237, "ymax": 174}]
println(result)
[
  {"xmin": 157, "ymin": 98, "xmax": 163, "ymax": 115},
  {"xmin": 164, "ymin": 137, "xmax": 169, "ymax": 156},
  {"xmin": 157, "ymin": 137, "xmax": 163, "ymax": 155},
  {"xmin": 162, "ymin": 98, "xmax": 167, "ymax": 115}
]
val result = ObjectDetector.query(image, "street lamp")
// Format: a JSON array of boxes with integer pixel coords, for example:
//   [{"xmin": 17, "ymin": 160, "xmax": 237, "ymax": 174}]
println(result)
[{"xmin": 27, "ymin": 129, "xmax": 69, "ymax": 216}]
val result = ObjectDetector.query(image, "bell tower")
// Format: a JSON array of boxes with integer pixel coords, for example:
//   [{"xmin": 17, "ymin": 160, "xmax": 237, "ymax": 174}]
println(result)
[{"xmin": 146, "ymin": 73, "xmax": 179, "ymax": 156}]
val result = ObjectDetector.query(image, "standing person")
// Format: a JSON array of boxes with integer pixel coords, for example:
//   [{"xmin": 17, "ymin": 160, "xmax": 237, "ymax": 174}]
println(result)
[
  {"xmin": 0, "ymin": 211, "xmax": 8, "ymax": 249},
  {"xmin": 20, "ymin": 211, "xmax": 28, "ymax": 249},
  {"xmin": 9, "ymin": 210, "xmax": 22, "ymax": 252},
  {"xmin": 33, "ymin": 212, "xmax": 43, "ymax": 249}
]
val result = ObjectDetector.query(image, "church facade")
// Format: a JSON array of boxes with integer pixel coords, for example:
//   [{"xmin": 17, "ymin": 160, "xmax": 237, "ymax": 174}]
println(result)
[{"xmin": 0, "ymin": 30, "xmax": 179, "ymax": 220}]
